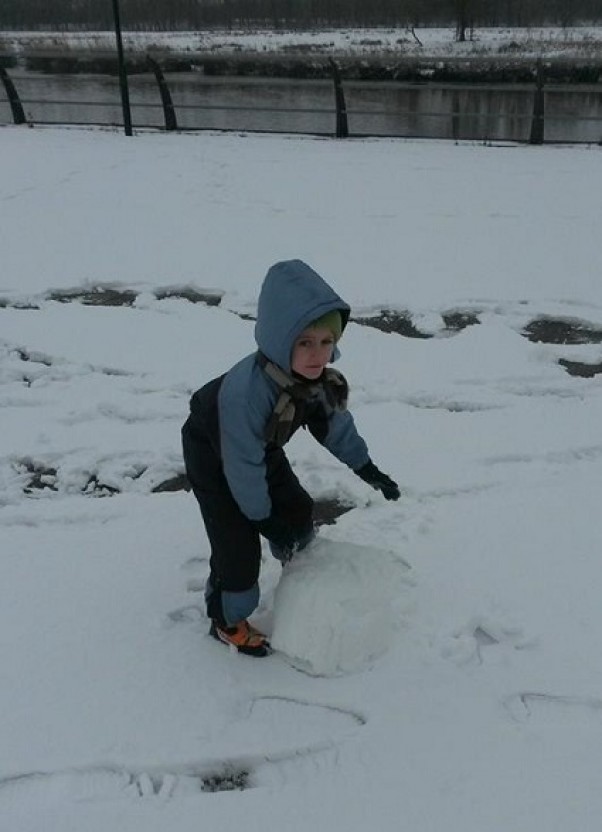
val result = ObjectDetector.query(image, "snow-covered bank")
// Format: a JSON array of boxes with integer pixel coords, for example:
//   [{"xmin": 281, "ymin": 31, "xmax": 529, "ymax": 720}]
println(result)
[
  {"xmin": 2, "ymin": 26, "xmax": 602, "ymax": 60},
  {"xmin": 1, "ymin": 127, "xmax": 602, "ymax": 831}
]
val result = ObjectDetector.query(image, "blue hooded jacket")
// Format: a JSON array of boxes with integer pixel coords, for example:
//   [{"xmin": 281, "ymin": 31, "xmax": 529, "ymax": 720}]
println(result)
[{"xmin": 193, "ymin": 260, "xmax": 369, "ymax": 521}]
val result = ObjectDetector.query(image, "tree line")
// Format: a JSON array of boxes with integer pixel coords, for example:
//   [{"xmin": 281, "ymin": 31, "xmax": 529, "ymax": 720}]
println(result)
[{"xmin": 1, "ymin": 0, "xmax": 600, "ymax": 33}]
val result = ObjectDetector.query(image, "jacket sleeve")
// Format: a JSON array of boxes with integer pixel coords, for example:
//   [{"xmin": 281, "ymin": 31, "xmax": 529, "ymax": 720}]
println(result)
[
  {"xmin": 218, "ymin": 364, "xmax": 273, "ymax": 521},
  {"xmin": 309, "ymin": 404, "xmax": 370, "ymax": 472}
]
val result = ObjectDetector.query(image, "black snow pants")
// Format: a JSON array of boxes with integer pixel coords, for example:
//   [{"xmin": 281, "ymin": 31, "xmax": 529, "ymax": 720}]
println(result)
[{"xmin": 181, "ymin": 409, "xmax": 313, "ymax": 625}]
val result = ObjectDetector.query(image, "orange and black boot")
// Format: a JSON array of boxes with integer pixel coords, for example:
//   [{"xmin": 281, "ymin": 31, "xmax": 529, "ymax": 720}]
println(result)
[{"xmin": 209, "ymin": 619, "xmax": 272, "ymax": 657}]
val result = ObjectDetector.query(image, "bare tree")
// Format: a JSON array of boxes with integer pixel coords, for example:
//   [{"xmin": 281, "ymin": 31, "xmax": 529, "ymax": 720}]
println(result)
[
  {"xmin": 455, "ymin": 0, "xmax": 474, "ymax": 41},
  {"xmin": 0, "ymin": 0, "xmax": 599, "ymax": 32}
]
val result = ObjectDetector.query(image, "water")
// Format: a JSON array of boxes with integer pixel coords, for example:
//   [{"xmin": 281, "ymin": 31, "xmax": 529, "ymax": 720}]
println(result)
[{"xmin": 2, "ymin": 70, "xmax": 602, "ymax": 143}]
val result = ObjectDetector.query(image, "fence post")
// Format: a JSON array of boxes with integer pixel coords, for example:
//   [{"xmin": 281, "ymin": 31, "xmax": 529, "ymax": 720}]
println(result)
[
  {"xmin": 328, "ymin": 58, "xmax": 348, "ymax": 139},
  {"xmin": 0, "ymin": 66, "xmax": 27, "ymax": 125},
  {"xmin": 146, "ymin": 55, "xmax": 178, "ymax": 131},
  {"xmin": 529, "ymin": 60, "xmax": 545, "ymax": 145},
  {"xmin": 111, "ymin": 0, "xmax": 133, "ymax": 136}
]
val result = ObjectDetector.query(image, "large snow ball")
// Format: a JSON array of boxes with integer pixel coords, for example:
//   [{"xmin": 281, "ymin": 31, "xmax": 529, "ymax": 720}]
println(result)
[{"xmin": 271, "ymin": 536, "xmax": 410, "ymax": 676}]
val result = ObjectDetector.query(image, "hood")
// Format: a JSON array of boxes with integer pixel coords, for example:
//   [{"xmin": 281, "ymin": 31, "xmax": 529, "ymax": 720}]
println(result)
[{"xmin": 254, "ymin": 260, "xmax": 350, "ymax": 373}]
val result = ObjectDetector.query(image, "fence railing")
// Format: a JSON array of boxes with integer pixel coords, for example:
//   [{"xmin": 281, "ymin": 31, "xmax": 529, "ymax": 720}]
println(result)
[{"xmin": 1, "ymin": 58, "xmax": 601, "ymax": 145}]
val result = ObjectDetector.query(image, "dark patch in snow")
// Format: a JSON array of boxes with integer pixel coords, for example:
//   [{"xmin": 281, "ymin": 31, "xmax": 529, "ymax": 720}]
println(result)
[
  {"xmin": 15, "ymin": 464, "xmax": 124, "ymax": 500},
  {"xmin": 82, "ymin": 475, "xmax": 120, "ymax": 497},
  {"xmin": 442, "ymin": 310, "xmax": 481, "ymax": 332},
  {"xmin": 352, "ymin": 308, "xmax": 480, "ymax": 338},
  {"xmin": 0, "ymin": 300, "xmax": 40, "ymax": 310},
  {"xmin": 558, "ymin": 358, "xmax": 602, "ymax": 378},
  {"xmin": 15, "ymin": 459, "xmax": 59, "ymax": 494},
  {"xmin": 48, "ymin": 287, "xmax": 138, "ymax": 307},
  {"xmin": 523, "ymin": 317, "xmax": 602, "ymax": 345},
  {"xmin": 313, "ymin": 498, "xmax": 354, "ymax": 526},
  {"xmin": 152, "ymin": 473, "xmax": 191, "ymax": 493},
  {"xmin": 43, "ymin": 286, "xmax": 224, "ymax": 309},
  {"xmin": 154, "ymin": 287, "xmax": 223, "ymax": 306},
  {"xmin": 201, "ymin": 767, "xmax": 250, "ymax": 793},
  {"xmin": 352, "ymin": 310, "xmax": 432, "ymax": 339}
]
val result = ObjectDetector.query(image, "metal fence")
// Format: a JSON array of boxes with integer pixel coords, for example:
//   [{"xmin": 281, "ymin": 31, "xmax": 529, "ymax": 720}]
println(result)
[{"xmin": 1, "ymin": 58, "xmax": 602, "ymax": 144}]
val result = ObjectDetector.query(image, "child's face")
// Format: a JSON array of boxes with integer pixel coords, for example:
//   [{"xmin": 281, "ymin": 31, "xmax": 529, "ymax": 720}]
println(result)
[{"xmin": 291, "ymin": 326, "xmax": 336, "ymax": 380}]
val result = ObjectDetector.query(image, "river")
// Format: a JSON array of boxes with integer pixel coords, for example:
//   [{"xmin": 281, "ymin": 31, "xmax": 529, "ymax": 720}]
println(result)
[{"xmin": 2, "ymin": 70, "xmax": 602, "ymax": 143}]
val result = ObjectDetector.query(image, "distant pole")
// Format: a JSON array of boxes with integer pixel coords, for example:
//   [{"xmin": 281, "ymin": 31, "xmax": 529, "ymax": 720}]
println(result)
[
  {"xmin": 111, "ymin": 0, "xmax": 133, "ymax": 136},
  {"xmin": 328, "ymin": 58, "xmax": 348, "ymax": 139},
  {"xmin": 529, "ymin": 60, "xmax": 545, "ymax": 145}
]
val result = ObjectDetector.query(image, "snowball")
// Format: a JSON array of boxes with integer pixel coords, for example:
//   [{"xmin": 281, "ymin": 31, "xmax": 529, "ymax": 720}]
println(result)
[{"xmin": 271, "ymin": 536, "xmax": 409, "ymax": 676}]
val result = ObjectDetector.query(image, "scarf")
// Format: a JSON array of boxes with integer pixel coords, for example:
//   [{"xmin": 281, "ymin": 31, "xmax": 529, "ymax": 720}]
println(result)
[{"xmin": 256, "ymin": 352, "xmax": 349, "ymax": 446}]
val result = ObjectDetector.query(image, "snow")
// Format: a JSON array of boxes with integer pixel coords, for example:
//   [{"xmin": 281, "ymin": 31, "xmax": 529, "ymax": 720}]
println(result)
[
  {"xmin": 2, "ymin": 26, "xmax": 602, "ymax": 60},
  {"xmin": 1, "ymin": 124, "xmax": 602, "ymax": 831}
]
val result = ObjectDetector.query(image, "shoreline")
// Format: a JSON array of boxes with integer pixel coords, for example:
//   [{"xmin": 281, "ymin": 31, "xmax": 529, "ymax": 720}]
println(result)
[{"xmin": 1, "ymin": 26, "xmax": 601, "ymax": 82}]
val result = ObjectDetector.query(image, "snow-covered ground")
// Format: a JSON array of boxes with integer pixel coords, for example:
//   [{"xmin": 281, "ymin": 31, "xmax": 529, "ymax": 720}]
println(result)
[
  {"xmin": 1, "ymin": 125, "xmax": 602, "ymax": 831},
  {"xmin": 2, "ymin": 25, "xmax": 602, "ymax": 59}
]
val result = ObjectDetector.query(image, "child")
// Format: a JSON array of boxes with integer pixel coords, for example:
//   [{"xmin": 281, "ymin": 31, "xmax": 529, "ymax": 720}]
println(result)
[{"xmin": 182, "ymin": 259, "xmax": 400, "ymax": 657}]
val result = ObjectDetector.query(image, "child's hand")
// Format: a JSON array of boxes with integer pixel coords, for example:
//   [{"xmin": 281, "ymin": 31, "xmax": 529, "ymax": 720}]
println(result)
[
  {"xmin": 354, "ymin": 461, "xmax": 401, "ymax": 501},
  {"xmin": 255, "ymin": 515, "xmax": 309, "ymax": 553}
]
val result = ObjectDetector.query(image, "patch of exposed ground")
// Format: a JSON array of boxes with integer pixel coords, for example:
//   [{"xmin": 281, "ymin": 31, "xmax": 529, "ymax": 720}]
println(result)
[
  {"xmin": 523, "ymin": 317, "xmax": 602, "ymax": 345},
  {"xmin": 352, "ymin": 308, "xmax": 480, "ymax": 338},
  {"xmin": 15, "ymin": 461, "xmax": 356, "ymax": 522},
  {"xmin": 44, "ymin": 286, "xmax": 224, "ymax": 307}
]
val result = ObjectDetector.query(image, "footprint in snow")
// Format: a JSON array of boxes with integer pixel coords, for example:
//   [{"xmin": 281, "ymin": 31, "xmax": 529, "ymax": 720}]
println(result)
[
  {"xmin": 504, "ymin": 692, "xmax": 602, "ymax": 724},
  {"xmin": 0, "ymin": 697, "xmax": 364, "ymax": 803},
  {"xmin": 440, "ymin": 617, "xmax": 534, "ymax": 666}
]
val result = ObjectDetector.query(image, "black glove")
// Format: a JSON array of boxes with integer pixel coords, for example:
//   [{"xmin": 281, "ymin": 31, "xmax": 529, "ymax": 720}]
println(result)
[
  {"xmin": 355, "ymin": 461, "xmax": 401, "ymax": 501},
  {"xmin": 255, "ymin": 515, "xmax": 312, "ymax": 557}
]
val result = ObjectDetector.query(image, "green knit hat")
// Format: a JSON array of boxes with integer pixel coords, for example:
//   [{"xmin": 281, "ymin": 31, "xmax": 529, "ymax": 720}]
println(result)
[{"xmin": 309, "ymin": 310, "xmax": 343, "ymax": 341}]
